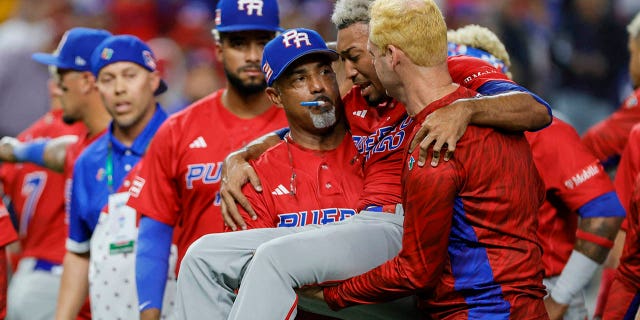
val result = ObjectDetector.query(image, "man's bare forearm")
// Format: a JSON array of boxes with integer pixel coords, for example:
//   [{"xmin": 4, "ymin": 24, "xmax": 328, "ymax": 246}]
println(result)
[
  {"xmin": 575, "ymin": 217, "xmax": 624, "ymax": 263},
  {"xmin": 464, "ymin": 92, "xmax": 551, "ymax": 132},
  {"xmin": 43, "ymin": 135, "xmax": 77, "ymax": 172},
  {"xmin": 230, "ymin": 131, "xmax": 282, "ymax": 162},
  {"xmin": 55, "ymin": 251, "xmax": 90, "ymax": 320}
]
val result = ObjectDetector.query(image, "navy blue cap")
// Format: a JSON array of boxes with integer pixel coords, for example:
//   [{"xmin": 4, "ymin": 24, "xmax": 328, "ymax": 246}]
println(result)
[
  {"xmin": 262, "ymin": 28, "xmax": 338, "ymax": 86},
  {"xmin": 215, "ymin": 0, "xmax": 281, "ymax": 33},
  {"xmin": 32, "ymin": 27, "xmax": 112, "ymax": 71},
  {"xmin": 91, "ymin": 35, "xmax": 168, "ymax": 96}
]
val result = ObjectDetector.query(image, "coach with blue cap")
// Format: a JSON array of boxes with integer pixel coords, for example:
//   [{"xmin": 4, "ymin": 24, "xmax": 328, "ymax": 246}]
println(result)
[
  {"xmin": 60, "ymin": 34, "xmax": 171, "ymax": 320},
  {"xmin": 173, "ymin": 27, "xmax": 358, "ymax": 319}
]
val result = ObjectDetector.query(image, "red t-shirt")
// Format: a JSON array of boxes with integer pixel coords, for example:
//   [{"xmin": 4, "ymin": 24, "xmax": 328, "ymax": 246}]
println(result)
[
  {"xmin": 582, "ymin": 88, "xmax": 640, "ymax": 164},
  {"xmin": 233, "ymin": 132, "xmax": 363, "ymax": 229},
  {"xmin": 526, "ymin": 118, "xmax": 615, "ymax": 277},
  {"xmin": 325, "ymin": 87, "xmax": 547, "ymax": 319},
  {"xmin": 616, "ymin": 174, "xmax": 640, "ymax": 290},
  {"xmin": 343, "ymin": 55, "xmax": 511, "ymax": 210},
  {"xmin": 0, "ymin": 110, "xmax": 85, "ymax": 264},
  {"xmin": 127, "ymin": 89, "xmax": 288, "ymax": 272}
]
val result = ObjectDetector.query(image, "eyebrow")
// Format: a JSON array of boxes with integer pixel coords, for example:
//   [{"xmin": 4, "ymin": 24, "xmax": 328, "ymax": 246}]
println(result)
[{"xmin": 340, "ymin": 46, "xmax": 357, "ymax": 56}]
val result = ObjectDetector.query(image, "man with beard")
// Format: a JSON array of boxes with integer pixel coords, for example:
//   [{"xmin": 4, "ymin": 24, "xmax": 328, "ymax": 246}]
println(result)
[{"xmin": 124, "ymin": 0, "xmax": 288, "ymax": 319}]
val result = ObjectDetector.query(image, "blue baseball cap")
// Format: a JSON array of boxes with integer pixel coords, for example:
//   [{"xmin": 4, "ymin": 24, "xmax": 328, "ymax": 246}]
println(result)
[
  {"xmin": 262, "ymin": 28, "xmax": 338, "ymax": 86},
  {"xmin": 214, "ymin": 0, "xmax": 281, "ymax": 33},
  {"xmin": 32, "ymin": 27, "xmax": 112, "ymax": 71},
  {"xmin": 91, "ymin": 35, "xmax": 168, "ymax": 96}
]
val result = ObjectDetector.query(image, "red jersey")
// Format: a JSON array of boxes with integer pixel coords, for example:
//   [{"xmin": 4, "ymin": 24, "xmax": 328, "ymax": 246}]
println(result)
[
  {"xmin": 232, "ymin": 132, "xmax": 363, "ymax": 230},
  {"xmin": 614, "ymin": 123, "xmax": 640, "ymax": 216},
  {"xmin": 582, "ymin": 88, "xmax": 640, "ymax": 164},
  {"xmin": 324, "ymin": 87, "xmax": 547, "ymax": 319},
  {"xmin": 0, "ymin": 202, "xmax": 17, "ymax": 247},
  {"xmin": 0, "ymin": 110, "xmax": 84, "ymax": 264},
  {"xmin": 616, "ymin": 174, "xmax": 640, "ymax": 290},
  {"xmin": 343, "ymin": 55, "xmax": 511, "ymax": 210},
  {"xmin": 127, "ymin": 89, "xmax": 288, "ymax": 272},
  {"xmin": 525, "ymin": 118, "xmax": 615, "ymax": 277}
]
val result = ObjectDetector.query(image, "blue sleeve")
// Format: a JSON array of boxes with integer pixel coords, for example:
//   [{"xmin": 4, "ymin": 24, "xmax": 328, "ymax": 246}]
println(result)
[
  {"xmin": 274, "ymin": 127, "xmax": 290, "ymax": 140},
  {"xmin": 136, "ymin": 216, "xmax": 173, "ymax": 311},
  {"xmin": 577, "ymin": 191, "xmax": 626, "ymax": 218},
  {"xmin": 67, "ymin": 159, "xmax": 93, "ymax": 253},
  {"xmin": 13, "ymin": 139, "xmax": 48, "ymax": 167},
  {"xmin": 477, "ymin": 80, "xmax": 553, "ymax": 129}
]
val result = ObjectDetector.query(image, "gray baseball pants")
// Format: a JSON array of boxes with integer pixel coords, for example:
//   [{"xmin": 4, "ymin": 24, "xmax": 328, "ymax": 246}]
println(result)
[{"xmin": 175, "ymin": 210, "xmax": 422, "ymax": 319}]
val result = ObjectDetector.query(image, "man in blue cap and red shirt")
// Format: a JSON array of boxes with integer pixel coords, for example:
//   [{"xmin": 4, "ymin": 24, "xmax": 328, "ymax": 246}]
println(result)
[
  {"xmin": 124, "ymin": 0, "xmax": 288, "ymax": 319},
  {"xmin": 0, "ymin": 27, "xmax": 112, "ymax": 320},
  {"xmin": 57, "ymin": 34, "xmax": 170, "ymax": 320}
]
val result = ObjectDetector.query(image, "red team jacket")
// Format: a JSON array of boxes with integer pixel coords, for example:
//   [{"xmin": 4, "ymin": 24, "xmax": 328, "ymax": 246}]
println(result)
[
  {"xmin": 324, "ymin": 86, "xmax": 548, "ymax": 319},
  {"xmin": 233, "ymin": 132, "xmax": 364, "ymax": 229},
  {"xmin": 582, "ymin": 88, "xmax": 640, "ymax": 165},
  {"xmin": 127, "ymin": 89, "xmax": 289, "ymax": 272},
  {"xmin": 0, "ymin": 110, "xmax": 85, "ymax": 265},
  {"xmin": 525, "ymin": 118, "xmax": 615, "ymax": 277}
]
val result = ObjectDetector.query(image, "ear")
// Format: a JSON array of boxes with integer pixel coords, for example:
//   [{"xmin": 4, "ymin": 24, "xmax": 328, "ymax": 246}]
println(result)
[
  {"xmin": 149, "ymin": 71, "xmax": 162, "ymax": 93},
  {"xmin": 265, "ymin": 86, "xmax": 283, "ymax": 108},
  {"xmin": 215, "ymin": 40, "xmax": 224, "ymax": 64},
  {"xmin": 387, "ymin": 44, "xmax": 400, "ymax": 69},
  {"xmin": 80, "ymin": 71, "xmax": 97, "ymax": 94}
]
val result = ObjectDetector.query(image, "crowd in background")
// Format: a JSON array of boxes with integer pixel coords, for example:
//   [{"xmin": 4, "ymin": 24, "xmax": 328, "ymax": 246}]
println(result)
[{"xmin": 1, "ymin": 0, "xmax": 640, "ymax": 138}]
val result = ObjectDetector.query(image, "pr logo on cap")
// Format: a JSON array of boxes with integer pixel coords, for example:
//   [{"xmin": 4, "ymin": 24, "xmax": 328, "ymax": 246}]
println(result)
[
  {"xmin": 282, "ymin": 30, "xmax": 311, "ymax": 48},
  {"xmin": 237, "ymin": 0, "xmax": 264, "ymax": 16},
  {"xmin": 142, "ymin": 51, "xmax": 156, "ymax": 70},
  {"xmin": 101, "ymin": 48, "xmax": 114, "ymax": 60},
  {"xmin": 262, "ymin": 62, "xmax": 274, "ymax": 84}
]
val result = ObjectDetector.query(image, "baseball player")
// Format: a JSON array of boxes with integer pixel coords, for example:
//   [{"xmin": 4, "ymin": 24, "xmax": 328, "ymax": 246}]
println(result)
[
  {"xmin": 448, "ymin": 24, "xmax": 626, "ymax": 320},
  {"xmin": 305, "ymin": 2, "xmax": 547, "ymax": 318},
  {"xmin": 0, "ymin": 27, "xmax": 113, "ymax": 320},
  {"xmin": 60, "ymin": 35, "xmax": 170, "ymax": 320},
  {"xmin": 1, "ymin": 80, "xmax": 84, "ymax": 320},
  {"xmin": 228, "ymin": 29, "xmax": 364, "ymax": 230},
  {"xmin": 125, "ymin": 0, "xmax": 288, "ymax": 319},
  {"xmin": 582, "ymin": 11, "xmax": 640, "ymax": 169},
  {"xmin": 0, "ymin": 201, "xmax": 18, "ymax": 320}
]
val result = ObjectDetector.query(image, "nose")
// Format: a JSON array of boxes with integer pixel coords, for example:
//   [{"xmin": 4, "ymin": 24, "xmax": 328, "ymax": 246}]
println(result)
[
  {"xmin": 246, "ymin": 42, "xmax": 262, "ymax": 63},
  {"xmin": 343, "ymin": 59, "xmax": 358, "ymax": 81},
  {"xmin": 114, "ymin": 77, "xmax": 126, "ymax": 95},
  {"xmin": 308, "ymin": 74, "xmax": 326, "ymax": 94}
]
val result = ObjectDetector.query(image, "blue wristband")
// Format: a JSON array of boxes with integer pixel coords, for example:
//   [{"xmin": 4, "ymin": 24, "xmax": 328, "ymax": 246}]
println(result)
[
  {"xmin": 136, "ymin": 216, "xmax": 173, "ymax": 311},
  {"xmin": 13, "ymin": 139, "xmax": 48, "ymax": 167}
]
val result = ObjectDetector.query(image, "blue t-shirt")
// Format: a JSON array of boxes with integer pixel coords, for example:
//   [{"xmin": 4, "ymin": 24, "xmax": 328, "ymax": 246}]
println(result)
[{"xmin": 66, "ymin": 105, "xmax": 167, "ymax": 253}]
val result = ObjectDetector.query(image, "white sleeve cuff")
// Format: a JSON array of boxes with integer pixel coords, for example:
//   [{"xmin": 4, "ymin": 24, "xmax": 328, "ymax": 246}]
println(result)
[{"xmin": 66, "ymin": 238, "xmax": 90, "ymax": 254}]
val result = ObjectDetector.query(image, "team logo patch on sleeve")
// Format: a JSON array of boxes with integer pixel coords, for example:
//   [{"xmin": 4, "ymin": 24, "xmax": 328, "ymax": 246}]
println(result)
[{"xmin": 129, "ymin": 176, "xmax": 146, "ymax": 198}]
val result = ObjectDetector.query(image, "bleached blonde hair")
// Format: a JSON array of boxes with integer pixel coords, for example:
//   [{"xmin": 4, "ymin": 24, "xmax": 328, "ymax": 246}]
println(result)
[
  {"xmin": 628, "ymin": 11, "xmax": 640, "ymax": 39},
  {"xmin": 369, "ymin": 0, "xmax": 447, "ymax": 67},
  {"xmin": 448, "ymin": 24, "xmax": 513, "ymax": 78}
]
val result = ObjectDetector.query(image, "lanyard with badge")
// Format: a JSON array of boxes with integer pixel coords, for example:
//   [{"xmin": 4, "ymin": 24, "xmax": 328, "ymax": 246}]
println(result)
[{"xmin": 105, "ymin": 141, "xmax": 137, "ymax": 255}]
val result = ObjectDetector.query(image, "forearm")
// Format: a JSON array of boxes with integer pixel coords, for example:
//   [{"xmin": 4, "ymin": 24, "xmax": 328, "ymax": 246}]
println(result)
[
  {"xmin": 43, "ymin": 136, "xmax": 77, "ymax": 172},
  {"xmin": 55, "ymin": 251, "xmax": 89, "ymax": 320},
  {"xmin": 465, "ymin": 92, "xmax": 551, "ymax": 132},
  {"xmin": 232, "ymin": 131, "xmax": 283, "ymax": 162},
  {"xmin": 0, "ymin": 135, "xmax": 75, "ymax": 172},
  {"xmin": 575, "ymin": 216, "xmax": 623, "ymax": 263},
  {"xmin": 136, "ymin": 216, "xmax": 172, "ymax": 318}
]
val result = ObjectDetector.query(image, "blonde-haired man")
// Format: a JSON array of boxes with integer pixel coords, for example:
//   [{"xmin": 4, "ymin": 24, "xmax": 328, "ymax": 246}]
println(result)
[
  {"xmin": 450, "ymin": 25, "xmax": 625, "ymax": 320},
  {"xmin": 315, "ymin": 1, "xmax": 550, "ymax": 318}
]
